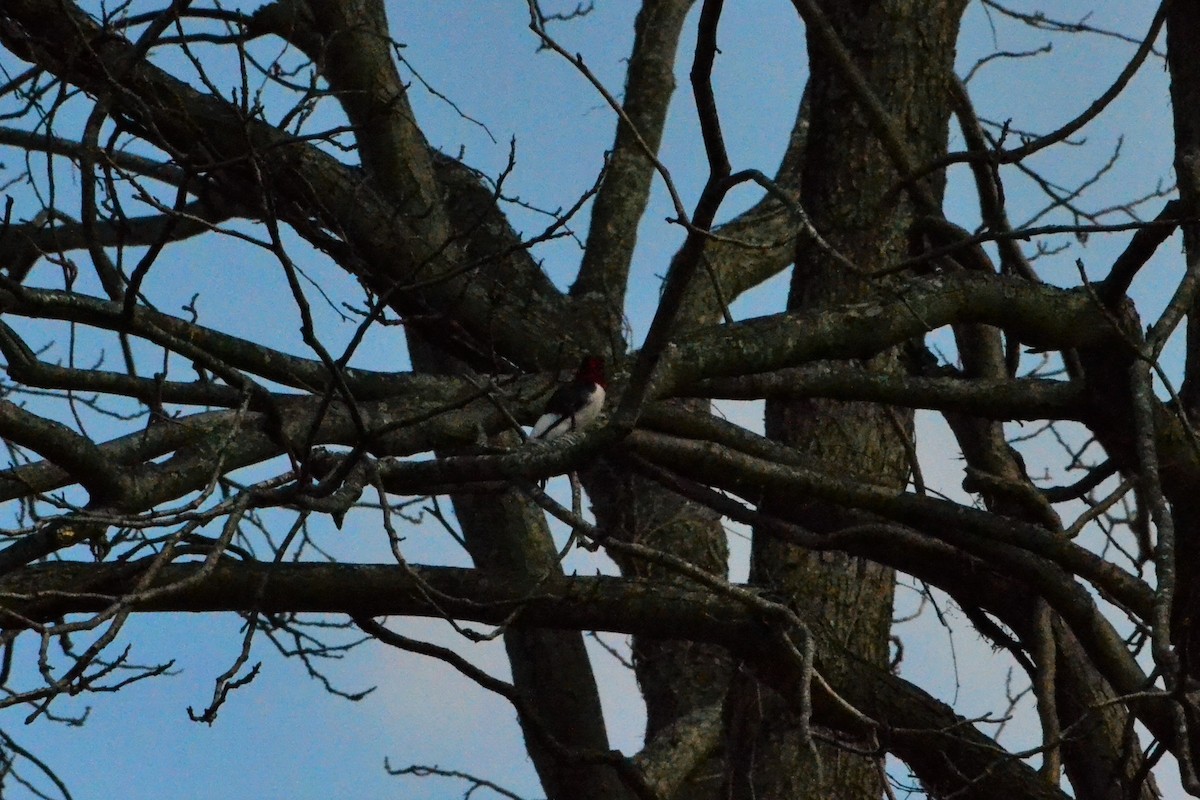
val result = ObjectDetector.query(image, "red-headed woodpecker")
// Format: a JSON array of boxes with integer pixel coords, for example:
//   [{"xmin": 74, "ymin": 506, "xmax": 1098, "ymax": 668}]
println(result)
[{"xmin": 529, "ymin": 356, "xmax": 606, "ymax": 441}]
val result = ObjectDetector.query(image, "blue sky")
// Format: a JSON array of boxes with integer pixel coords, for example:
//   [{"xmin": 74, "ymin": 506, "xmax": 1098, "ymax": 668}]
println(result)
[{"xmin": 0, "ymin": 2, "xmax": 1182, "ymax": 798}]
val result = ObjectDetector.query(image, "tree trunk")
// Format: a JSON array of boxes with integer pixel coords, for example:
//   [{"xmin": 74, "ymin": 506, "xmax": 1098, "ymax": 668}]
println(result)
[
  {"xmin": 1168, "ymin": 0, "xmax": 1200, "ymax": 685},
  {"xmin": 733, "ymin": 1, "xmax": 967, "ymax": 796},
  {"xmin": 408, "ymin": 340, "xmax": 634, "ymax": 800},
  {"xmin": 585, "ymin": 456, "xmax": 734, "ymax": 799}
]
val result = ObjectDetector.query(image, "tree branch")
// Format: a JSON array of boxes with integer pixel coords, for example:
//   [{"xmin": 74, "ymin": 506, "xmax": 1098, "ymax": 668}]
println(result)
[
  {"xmin": 573, "ymin": 0, "xmax": 695, "ymax": 310},
  {"xmin": 681, "ymin": 366, "xmax": 1085, "ymax": 421},
  {"xmin": 0, "ymin": 0, "xmax": 585, "ymax": 368},
  {"xmin": 0, "ymin": 558, "xmax": 1072, "ymax": 800}
]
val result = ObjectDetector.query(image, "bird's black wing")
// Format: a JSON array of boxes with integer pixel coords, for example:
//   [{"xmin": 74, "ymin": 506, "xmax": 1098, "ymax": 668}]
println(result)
[{"xmin": 542, "ymin": 382, "xmax": 588, "ymax": 416}]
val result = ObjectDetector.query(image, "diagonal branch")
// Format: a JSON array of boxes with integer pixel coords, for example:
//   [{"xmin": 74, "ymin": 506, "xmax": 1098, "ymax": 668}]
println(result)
[
  {"xmin": 573, "ymin": 0, "xmax": 696, "ymax": 309},
  {"xmin": 929, "ymin": 0, "xmax": 1170, "ymax": 173},
  {"xmin": 0, "ymin": 398, "xmax": 127, "ymax": 504},
  {"xmin": 0, "ymin": 284, "xmax": 413, "ymax": 397},
  {"xmin": 625, "ymin": 423, "xmax": 1153, "ymax": 619},
  {"xmin": 0, "ymin": 0, "xmax": 583, "ymax": 369}
]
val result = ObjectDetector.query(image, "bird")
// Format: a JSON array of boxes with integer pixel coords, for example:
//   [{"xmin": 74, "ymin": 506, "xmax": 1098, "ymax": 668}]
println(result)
[{"xmin": 529, "ymin": 355, "xmax": 607, "ymax": 441}]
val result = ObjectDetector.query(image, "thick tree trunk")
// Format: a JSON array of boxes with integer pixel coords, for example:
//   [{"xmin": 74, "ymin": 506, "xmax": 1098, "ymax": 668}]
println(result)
[
  {"xmin": 734, "ymin": 1, "xmax": 966, "ymax": 796},
  {"xmin": 585, "ymin": 458, "xmax": 733, "ymax": 799},
  {"xmin": 407, "ymin": 340, "xmax": 634, "ymax": 800},
  {"xmin": 1168, "ymin": 0, "xmax": 1200, "ymax": 686},
  {"xmin": 1163, "ymin": 2, "xmax": 1200, "ymax": 774},
  {"xmin": 451, "ymin": 486, "xmax": 635, "ymax": 800}
]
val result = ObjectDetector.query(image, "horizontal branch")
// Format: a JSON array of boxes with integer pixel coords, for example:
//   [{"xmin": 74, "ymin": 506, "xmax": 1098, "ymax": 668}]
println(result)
[
  {"xmin": 0, "ymin": 126, "xmax": 187, "ymax": 186},
  {"xmin": 0, "ymin": 273, "xmax": 1135, "ymax": 515},
  {"xmin": 0, "ymin": 561, "xmax": 757, "ymax": 640},
  {"xmin": 0, "ymin": 387, "xmax": 538, "ymax": 508},
  {"xmin": 0, "ymin": 198, "xmax": 237, "ymax": 263},
  {"xmin": 669, "ymin": 272, "xmax": 1123, "ymax": 389},
  {"xmin": 0, "ymin": 273, "xmax": 1102, "ymax": 417},
  {"xmin": 683, "ymin": 366, "xmax": 1085, "ymax": 421},
  {"xmin": 0, "ymin": 558, "xmax": 1070, "ymax": 800}
]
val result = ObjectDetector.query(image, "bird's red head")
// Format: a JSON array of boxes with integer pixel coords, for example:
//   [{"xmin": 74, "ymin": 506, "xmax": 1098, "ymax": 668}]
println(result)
[{"xmin": 576, "ymin": 355, "xmax": 606, "ymax": 386}]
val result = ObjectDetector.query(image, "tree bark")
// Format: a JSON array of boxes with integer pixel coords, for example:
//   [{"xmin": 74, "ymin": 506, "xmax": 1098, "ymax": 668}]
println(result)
[
  {"xmin": 1167, "ymin": 0, "xmax": 1200, "ymax": 689},
  {"xmin": 737, "ymin": 1, "xmax": 967, "ymax": 796},
  {"xmin": 406, "ymin": 335, "xmax": 633, "ymax": 800},
  {"xmin": 585, "ymin": 458, "xmax": 733, "ymax": 799},
  {"xmin": 0, "ymin": 1, "xmax": 1192, "ymax": 796}
]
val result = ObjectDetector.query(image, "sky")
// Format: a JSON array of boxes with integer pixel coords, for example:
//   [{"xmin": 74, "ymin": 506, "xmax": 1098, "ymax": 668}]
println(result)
[{"xmin": 0, "ymin": 1, "xmax": 1184, "ymax": 798}]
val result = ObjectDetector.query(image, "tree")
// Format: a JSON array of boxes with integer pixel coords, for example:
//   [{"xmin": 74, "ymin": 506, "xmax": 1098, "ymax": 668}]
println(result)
[{"xmin": 0, "ymin": 0, "xmax": 1188, "ymax": 798}]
